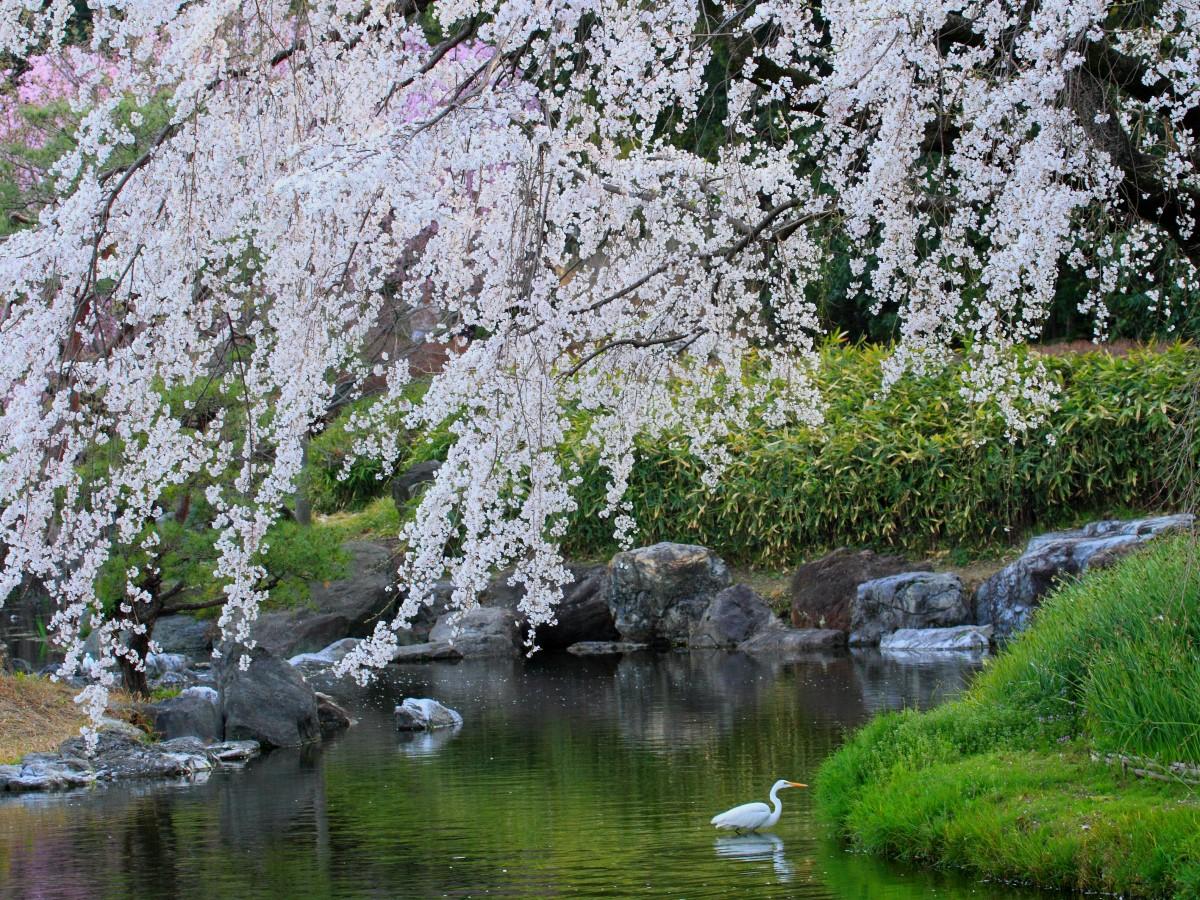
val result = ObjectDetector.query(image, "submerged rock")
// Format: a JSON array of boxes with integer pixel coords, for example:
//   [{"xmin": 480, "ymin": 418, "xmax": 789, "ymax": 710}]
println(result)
[
  {"xmin": 737, "ymin": 627, "xmax": 846, "ymax": 654},
  {"xmin": 690, "ymin": 585, "xmax": 775, "ymax": 649},
  {"xmin": 850, "ymin": 572, "xmax": 968, "ymax": 646},
  {"xmin": 315, "ymin": 692, "xmax": 354, "ymax": 738},
  {"xmin": 394, "ymin": 697, "xmax": 463, "ymax": 731},
  {"xmin": 608, "ymin": 543, "xmax": 732, "ymax": 646},
  {"xmin": 390, "ymin": 641, "xmax": 463, "ymax": 663},
  {"xmin": 566, "ymin": 641, "xmax": 650, "ymax": 656},
  {"xmin": 429, "ymin": 606, "xmax": 522, "ymax": 658},
  {"xmin": 790, "ymin": 548, "xmax": 928, "ymax": 630},
  {"xmin": 0, "ymin": 730, "xmax": 259, "ymax": 793},
  {"xmin": 976, "ymin": 514, "xmax": 1193, "ymax": 640},
  {"xmin": 879, "ymin": 625, "xmax": 993, "ymax": 654},
  {"xmin": 217, "ymin": 645, "xmax": 321, "ymax": 748}
]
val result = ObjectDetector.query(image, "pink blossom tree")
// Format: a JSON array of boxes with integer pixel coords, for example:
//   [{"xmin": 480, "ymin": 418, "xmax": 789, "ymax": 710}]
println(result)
[{"xmin": 0, "ymin": 0, "xmax": 1197, "ymax": 726}]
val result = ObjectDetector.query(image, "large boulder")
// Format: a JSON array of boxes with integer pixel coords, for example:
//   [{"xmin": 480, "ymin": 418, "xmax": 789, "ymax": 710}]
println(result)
[
  {"xmin": 790, "ymin": 548, "xmax": 929, "ymax": 630},
  {"xmin": 151, "ymin": 615, "xmax": 215, "ymax": 659},
  {"xmin": 217, "ymin": 645, "xmax": 321, "ymax": 748},
  {"xmin": 482, "ymin": 564, "xmax": 618, "ymax": 648},
  {"xmin": 429, "ymin": 606, "xmax": 522, "ymax": 657},
  {"xmin": 394, "ymin": 697, "xmax": 463, "ymax": 731},
  {"xmin": 249, "ymin": 541, "xmax": 394, "ymax": 657},
  {"xmin": 391, "ymin": 460, "xmax": 441, "ymax": 509},
  {"xmin": 976, "ymin": 514, "xmax": 1193, "ymax": 640},
  {"xmin": 690, "ymin": 585, "xmax": 775, "ymax": 649},
  {"xmin": 880, "ymin": 625, "xmax": 992, "ymax": 654},
  {"xmin": 608, "ymin": 543, "xmax": 732, "ymax": 645},
  {"xmin": 288, "ymin": 637, "xmax": 361, "ymax": 670},
  {"xmin": 737, "ymin": 626, "xmax": 846, "ymax": 654},
  {"xmin": 390, "ymin": 641, "xmax": 463, "ymax": 663},
  {"xmin": 143, "ymin": 692, "xmax": 222, "ymax": 742},
  {"xmin": 850, "ymin": 572, "xmax": 968, "ymax": 646}
]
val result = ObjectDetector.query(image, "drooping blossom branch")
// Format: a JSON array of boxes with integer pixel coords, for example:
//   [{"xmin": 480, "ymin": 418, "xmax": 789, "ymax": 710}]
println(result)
[{"xmin": 0, "ymin": 0, "xmax": 1195, "ymax": 727}]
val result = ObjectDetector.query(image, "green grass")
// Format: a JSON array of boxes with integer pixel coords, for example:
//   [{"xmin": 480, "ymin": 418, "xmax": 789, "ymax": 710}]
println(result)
[{"xmin": 816, "ymin": 537, "xmax": 1200, "ymax": 897}]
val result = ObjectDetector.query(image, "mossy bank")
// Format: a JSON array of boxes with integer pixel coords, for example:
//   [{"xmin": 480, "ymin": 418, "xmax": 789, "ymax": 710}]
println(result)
[{"xmin": 816, "ymin": 537, "xmax": 1200, "ymax": 897}]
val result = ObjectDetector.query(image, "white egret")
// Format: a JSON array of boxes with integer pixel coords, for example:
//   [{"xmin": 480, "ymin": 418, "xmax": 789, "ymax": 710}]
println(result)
[{"xmin": 710, "ymin": 780, "xmax": 807, "ymax": 832}]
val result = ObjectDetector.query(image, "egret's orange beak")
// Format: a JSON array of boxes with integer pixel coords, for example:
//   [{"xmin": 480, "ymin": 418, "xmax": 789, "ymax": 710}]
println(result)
[{"xmin": 787, "ymin": 781, "xmax": 808, "ymax": 788}]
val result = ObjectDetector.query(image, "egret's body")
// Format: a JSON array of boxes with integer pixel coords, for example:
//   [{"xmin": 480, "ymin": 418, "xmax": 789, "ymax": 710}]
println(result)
[{"xmin": 710, "ymin": 780, "xmax": 806, "ymax": 832}]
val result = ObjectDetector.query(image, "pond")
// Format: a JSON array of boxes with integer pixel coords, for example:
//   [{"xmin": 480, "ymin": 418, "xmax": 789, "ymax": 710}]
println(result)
[{"xmin": 0, "ymin": 651, "xmax": 1062, "ymax": 899}]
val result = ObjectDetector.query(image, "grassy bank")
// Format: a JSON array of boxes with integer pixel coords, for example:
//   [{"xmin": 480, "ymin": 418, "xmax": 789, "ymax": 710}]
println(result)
[
  {"xmin": 816, "ymin": 537, "xmax": 1200, "ymax": 896},
  {"xmin": 0, "ymin": 674, "xmax": 93, "ymax": 764}
]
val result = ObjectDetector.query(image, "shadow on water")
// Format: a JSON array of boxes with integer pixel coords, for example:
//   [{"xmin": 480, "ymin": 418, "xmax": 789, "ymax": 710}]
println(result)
[{"xmin": 0, "ymin": 650, "xmax": 1065, "ymax": 899}]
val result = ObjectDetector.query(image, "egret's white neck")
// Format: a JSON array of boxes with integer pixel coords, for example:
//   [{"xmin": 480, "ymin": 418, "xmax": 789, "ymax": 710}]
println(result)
[{"xmin": 767, "ymin": 783, "xmax": 785, "ymax": 822}]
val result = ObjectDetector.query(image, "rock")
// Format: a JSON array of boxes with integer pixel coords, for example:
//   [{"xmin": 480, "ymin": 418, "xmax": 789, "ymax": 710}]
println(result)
[
  {"xmin": 737, "ymin": 627, "xmax": 846, "ymax": 654},
  {"xmin": 217, "ymin": 645, "xmax": 321, "ymax": 749},
  {"xmin": 151, "ymin": 615, "xmax": 214, "ymax": 659},
  {"xmin": 390, "ymin": 641, "xmax": 463, "ymax": 663},
  {"xmin": 429, "ymin": 606, "xmax": 522, "ymax": 657},
  {"xmin": 250, "ymin": 541, "xmax": 395, "ymax": 658},
  {"xmin": 288, "ymin": 637, "xmax": 361, "ymax": 669},
  {"xmin": 790, "ymin": 548, "xmax": 928, "ymax": 630},
  {"xmin": 181, "ymin": 685, "xmax": 219, "ymax": 703},
  {"xmin": 250, "ymin": 612, "xmax": 352, "ymax": 660},
  {"xmin": 977, "ymin": 514, "xmax": 1193, "ymax": 640},
  {"xmin": 145, "ymin": 652, "xmax": 190, "ymax": 677},
  {"xmin": 394, "ymin": 697, "xmax": 463, "ymax": 731},
  {"xmin": 566, "ymin": 641, "xmax": 650, "ymax": 656},
  {"xmin": 482, "ymin": 564, "xmax": 618, "ymax": 649},
  {"xmin": 144, "ymin": 692, "xmax": 223, "ymax": 742},
  {"xmin": 314, "ymin": 692, "xmax": 354, "ymax": 738},
  {"xmin": 880, "ymin": 625, "xmax": 993, "ymax": 654},
  {"xmin": 608, "ymin": 543, "xmax": 732, "ymax": 646},
  {"xmin": 850, "ymin": 572, "xmax": 968, "ymax": 646},
  {"xmin": 690, "ymin": 585, "xmax": 775, "ymax": 649},
  {"xmin": 391, "ymin": 460, "xmax": 441, "ymax": 508},
  {"xmin": 202, "ymin": 740, "xmax": 260, "ymax": 763}
]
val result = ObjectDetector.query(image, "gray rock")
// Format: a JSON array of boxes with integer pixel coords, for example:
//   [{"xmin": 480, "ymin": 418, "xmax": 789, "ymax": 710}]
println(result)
[
  {"xmin": 389, "ymin": 641, "xmax": 462, "ymax": 663},
  {"xmin": 203, "ymin": 740, "xmax": 260, "ymax": 763},
  {"xmin": 737, "ymin": 627, "xmax": 846, "ymax": 654},
  {"xmin": 482, "ymin": 564, "xmax": 618, "ymax": 648},
  {"xmin": 392, "ymin": 460, "xmax": 441, "ymax": 508},
  {"xmin": 144, "ymin": 693, "xmax": 223, "ymax": 742},
  {"xmin": 429, "ymin": 606, "xmax": 522, "ymax": 657},
  {"xmin": 850, "ymin": 572, "xmax": 968, "ymax": 646},
  {"xmin": 217, "ymin": 645, "xmax": 321, "ymax": 749},
  {"xmin": 608, "ymin": 543, "xmax": 732, "ymax": 646},
  {"xmin": 880, "ymin": 625, "xmax": 993, "ymax": 654},
  {"xmin": 566, "ymin": 641, "xmax": 650, "ymax": 655},
  {"xmin": 151, "ymin": 615, "xmax": 214, "ymax": 659},
  {"xmin": 690, "ymin": 585, "xmax": 775, "ymax": 649},
  {"xmin": 145, "ymin": 652, "xmax": 191, "ymax": 677},
  {"xmin": 181, "ymin": 686, "xmax": 219, "ymax": 703},
  {"xmin": 315, "ymin": 692, "xmax": 354, "ymax": 738},
  {"xmin": 790, "ymin": 548, "xmax": 928, "ymax": 630},
  {"xmin": 394, "ymin": 697, "xmax": 463, "ymax": 731},
  {"xmin": 288, "ymin": 637, "xmax": 361, "ymax": 669},
  {"xmin": 249, "ymin": 541, "xmax": 395, "ymax": 657},
  {"xmin": 976, "ymin": 514, "xmax": 1193, "ymax": 640}
]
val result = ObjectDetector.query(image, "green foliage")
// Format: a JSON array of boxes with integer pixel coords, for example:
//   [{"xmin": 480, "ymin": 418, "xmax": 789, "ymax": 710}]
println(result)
[
  {"xmin": 561, "ymin": 343, "xmax": 1199, "ymax": 567},
  {"xmin": 816, "ymin": 537, "xmax": 1200, "ymax": 897}
]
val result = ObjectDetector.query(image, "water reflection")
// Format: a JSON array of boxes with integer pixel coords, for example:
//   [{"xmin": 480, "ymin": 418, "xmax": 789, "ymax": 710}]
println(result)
[
  {"xmin": 396, "ymin": 725, "xmax": 461, "ymax": 758},
  {"xmin": 0, "ymin": 650, "xmax": 1049, "ymax": 900},
  {"xmin": 714, "ymin": 833, "xmax": 794, "ymax": 882}
]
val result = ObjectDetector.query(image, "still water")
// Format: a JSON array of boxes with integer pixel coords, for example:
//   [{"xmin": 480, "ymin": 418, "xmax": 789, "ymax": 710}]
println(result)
[{"xmin": 0, "ymin": 651, "xmax": 1060, "ymax": 899}]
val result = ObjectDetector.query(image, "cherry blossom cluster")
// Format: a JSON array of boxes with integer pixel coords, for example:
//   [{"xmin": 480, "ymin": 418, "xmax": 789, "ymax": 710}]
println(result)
[{"xmin": 0, "ymin": 0, "xmax": 1196, "ymax": 721}]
